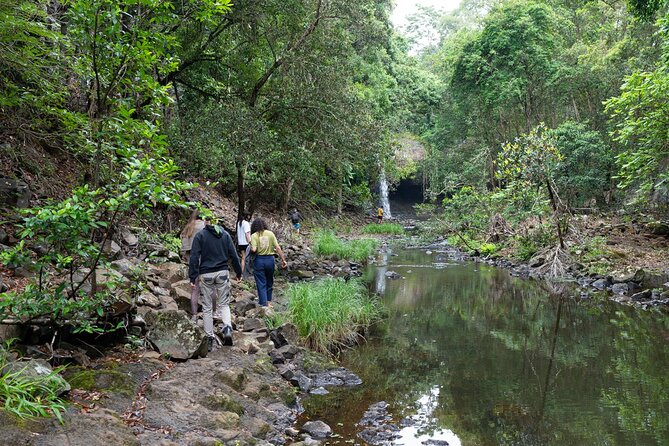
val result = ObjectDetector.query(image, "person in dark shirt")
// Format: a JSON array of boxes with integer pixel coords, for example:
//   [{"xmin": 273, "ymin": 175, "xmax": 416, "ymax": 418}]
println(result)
[
  {"xmin": 189, "ymin": 218, "xmax": 242, "ymax": 350},
  {"xmin": 289, "ymin": 208, "xmax": 302, "ymax": 236}
]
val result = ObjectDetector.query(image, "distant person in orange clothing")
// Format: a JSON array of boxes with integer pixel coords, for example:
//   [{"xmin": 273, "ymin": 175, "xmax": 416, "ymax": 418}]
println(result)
[{"xmin": 377, "ymin": 207, "xmax": 383, "ymax": 224}]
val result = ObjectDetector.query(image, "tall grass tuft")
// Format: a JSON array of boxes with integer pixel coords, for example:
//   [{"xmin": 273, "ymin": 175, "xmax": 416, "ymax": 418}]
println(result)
[
  {"xmin": 362, "ymin": 223, "xmax": 405, "ymax": 235},
  {"xmin": 313, "ymin": 230, "xmax": 378, "ymax": 262},
  {"xmin": 0, "ymin": 352, "xmax": 67, "ymax": 422},
  {"xmin": 286, "ymin": 278, "xmax": 381, "ymax": 352}
]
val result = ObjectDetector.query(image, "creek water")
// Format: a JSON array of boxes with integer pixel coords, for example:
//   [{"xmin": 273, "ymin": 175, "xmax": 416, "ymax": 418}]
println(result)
[{"xmin": 300, "ymin": 248, "xmax": 669, "ymax": 445}]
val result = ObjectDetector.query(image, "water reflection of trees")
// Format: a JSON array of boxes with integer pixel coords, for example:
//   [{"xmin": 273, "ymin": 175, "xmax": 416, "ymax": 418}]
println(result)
[
  {"xmin": 602, "ymin": 309, "xmax": 669, "ymax": 445},
  {"xmin": 337, "ymin": 256, "xmax": 669, "ymax": 445}
]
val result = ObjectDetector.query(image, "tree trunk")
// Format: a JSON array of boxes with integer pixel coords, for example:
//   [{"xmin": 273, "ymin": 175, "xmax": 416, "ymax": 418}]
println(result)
[
  {"xmin": 236, "ymin": 162, "xmax": 245, "ymax": 222},
  {"xmin": 282, "ymin": 178, "xmax": 294, "ymax": 214},
  {"xmin": 545, "ymin": 180, "xmax": 565, "ymax": 248}
]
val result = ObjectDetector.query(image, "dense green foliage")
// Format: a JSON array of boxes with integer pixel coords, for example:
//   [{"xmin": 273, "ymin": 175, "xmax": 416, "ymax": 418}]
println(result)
[
  {"xmin": 397, "ymin": 0, "xmax": 669, "ymax": 259},
  {"xmin": 313, "ymin": 230, "xmax": 378, "ymax": 262},
  {"xmin": 286, "ymin": 278, "xmax": 381, "ymax": 352}
]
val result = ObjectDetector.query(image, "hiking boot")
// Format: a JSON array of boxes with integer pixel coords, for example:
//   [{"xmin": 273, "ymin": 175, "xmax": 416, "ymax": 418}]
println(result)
[
  {"xmin": 222, "ymin": 325, "xmax": 233, "ymax": 346},
  {"xmin": 207, "ymin": 336, "xmax": 214, "ymax": 352}
]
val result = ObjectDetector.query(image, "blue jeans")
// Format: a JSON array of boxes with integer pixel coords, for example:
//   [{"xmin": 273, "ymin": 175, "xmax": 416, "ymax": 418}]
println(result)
[{"xmin": 254, "ymin": 255, "xmax": 275, "ymax": 306}]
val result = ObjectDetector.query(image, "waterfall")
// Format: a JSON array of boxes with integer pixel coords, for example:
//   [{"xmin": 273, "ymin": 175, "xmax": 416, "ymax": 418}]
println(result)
[{"xmin": 379, "ymin": 169, "xmax": 392, "ymax": 219}]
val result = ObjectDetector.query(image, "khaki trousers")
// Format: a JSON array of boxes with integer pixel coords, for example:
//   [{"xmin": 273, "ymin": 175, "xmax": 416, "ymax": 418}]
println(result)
[{"xmin": 199, "ymin": 270, "xmax": 231, "ymax": 337}]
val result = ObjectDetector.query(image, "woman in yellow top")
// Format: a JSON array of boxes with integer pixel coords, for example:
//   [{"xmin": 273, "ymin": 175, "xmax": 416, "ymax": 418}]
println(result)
[
  {"xmin": 377, "ymin": 207, "xmax": 383, "ymax": 224},
  {"xmin": 250, "ymin": 218, "xmax": 287, "ymax": 307}
]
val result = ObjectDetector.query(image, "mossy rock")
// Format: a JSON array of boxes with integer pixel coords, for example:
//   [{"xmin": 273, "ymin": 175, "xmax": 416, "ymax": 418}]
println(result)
[
  {"xmin": 200, "ymin": 393, "xmax": 245, "ymax": 415},
  {"xmin": 214, "ymin": 368, "xmax": 247, "ymax": 391},
  {"xmin": 200, "ymin": 411, "xmax": 240, "ymax": 429},
  {"xmin": 278, "ymin": 386, "xmax": 297, "ymax": 406},
  {"xmin": 64, "ymin": 366, "xmax": 136, "ymax": 397},
  {"xmin": 0, "ymin": 410, "xmax": 48, "ymax": 444}
]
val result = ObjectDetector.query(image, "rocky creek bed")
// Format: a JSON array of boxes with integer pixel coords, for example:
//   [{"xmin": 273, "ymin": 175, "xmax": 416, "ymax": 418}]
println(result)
[
  {"xmin": 2, "ymin": 219, "xmax": 668, "ymax": 446},
  {"xmin": 0, "ymin": 229, "xmax": 371, "ymax": 446}
]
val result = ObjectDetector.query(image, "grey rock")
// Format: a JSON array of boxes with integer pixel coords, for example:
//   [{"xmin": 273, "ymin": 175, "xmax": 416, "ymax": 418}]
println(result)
[
  {"xmin": 137, "ymin": 292, "xmax": 161, "ymax": 308},
  {"xmin": 276, "ymin": 323, "xmax": 300, "ymax": 345},
  {"xmin": 170, "ymin": 279, "xmax": 193, "ymax": 311},
  {"xmin": 277, "ymin": 344, "xmax": 299, "ymax": 359},
  {"xmin": 0, "ymin": 178, "xmax": 31, "ymax": 208},
  {"xmin": 167, "ymin": 251, "xmax": 182, "ymax": 263},
  {"xmin": 290, "ymin": 372, "xmax": 313, "ymax": 392},
  {"xmin": 233, "ymin": 297, "xmax": 257, "ymax": 315},
  {"xmin": 1, "ymin": 359, "xmax": 70, "ymax": 395},
  {"xmin": 631, "ymin": 289, "xmax": 652, "ymax": 301},
  {"xmin": 611, "ymin": 283, "xmax": 630, "ymax": 295},
  {"xmin": 145, "ymin": 310, "xmax": 208, "ymax": 359},
  {"xmin": 156, "ymin": 262, "xmax": 186, "ymax": 285},
  {"xmin": 612, "ymin": 269, "xmax": 645, "ymax": 284},
  {"xmin": 291, "ymin": 270, "xmax": 315, "ymax": 279},
  {"xmin": 311, "ymin": 367, "xmax": 362, "ymax": 387},
  {"xmin": 277, "ymin": 364, "xmax": 295, "ymax": 380},
  {"xmin": 157, "ymin": 294, "xmax": 178, "ymax": 311},
  {"xmin": 243, "ymin": 317, "xmax": 265, "ymax": 332},
  {"xmin": 103, "ymin": 240, "xmax": 122, "ymax": 259},
  {"xmin": 385, "ymin": 271, "xmax": 401, "ymax": 279},
  {"xmin": 120, "ymin": 228, "xmax": 139, "ymax": 246},
  {"xmin": 592, "ymin": 278, "xmax": 611, "ymax": 290},
  {"xmin": 0, "ymin": 228, "xmax": 8, "ymax": 244},
  {"xmin": 269, "ymin": 350, "xmax": 285, "ymax": 364},
  {"xmin": 301, "ymin": 420, "xmax": 332, "ymax": 439},
  {"xmin": 110, "ymin": 258, "xmax": 135, "ymax": 276},
  {"xmin": 285, "ymin": 427, "xmax": 300, "ymax": 437}
]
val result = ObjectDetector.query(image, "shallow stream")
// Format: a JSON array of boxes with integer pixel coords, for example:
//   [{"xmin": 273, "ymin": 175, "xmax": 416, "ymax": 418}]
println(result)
[{"xmin": 300, "ymin": 248, "xmax": 669, "ymax": 445}]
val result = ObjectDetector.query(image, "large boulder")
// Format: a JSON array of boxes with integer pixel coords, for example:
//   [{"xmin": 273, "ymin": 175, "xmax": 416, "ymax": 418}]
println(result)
[
  {"xmin": 145, "ymin": 310, "xmax": 208, "ymax": 359},
  {"xmin": 0, "ymin": 177, "xmax": 31, "ymax": 208}
]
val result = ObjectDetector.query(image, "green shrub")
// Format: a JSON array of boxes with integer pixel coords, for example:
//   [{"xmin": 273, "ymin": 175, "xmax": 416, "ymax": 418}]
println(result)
[
  {"xmin": 513, "ymin": 224, "xmax": 555, "ymax": 261},
  {"xmin": 286, "ymin": 278, "xmax": 381, "ymax": 352},
  {"xmin": 572, "ymin": 236, "xmax": 613, "ymax": 274},
  {"xmin": 313, "ymin": 230, "xmax": 378, "ymax": 262},
  {"xmin": 447, "ymin": 234, "xmax": 497, "ymax": 256},
  {"xmin": 479, "ymin": 243, "xmax": 498, "ymax": 256},
  {"xmin": 361, "ymin": 223, "xmax": 405, "ymax": 235}
]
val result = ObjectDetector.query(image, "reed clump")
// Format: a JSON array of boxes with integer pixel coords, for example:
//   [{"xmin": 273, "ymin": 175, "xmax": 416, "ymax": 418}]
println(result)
[
  {"xmin": 313, "ymin": 230, "xmax": 378, "ymax": 262},
  {"xmin": 286, "ymin": 278, "xmax": 381, "ymax": 353},
  {"xmin": 361, "ymin": 223, "xmax": 405, "ymax": 235}
]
